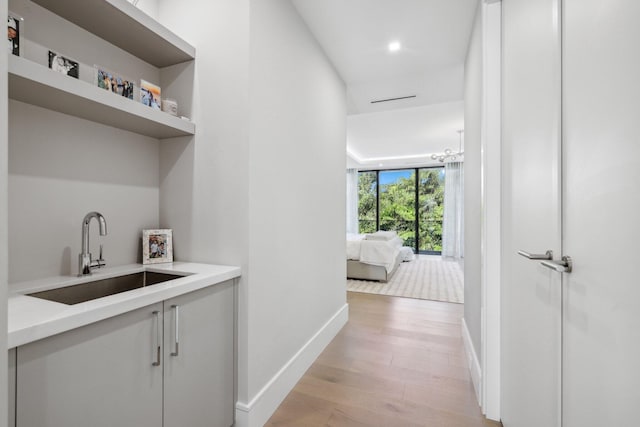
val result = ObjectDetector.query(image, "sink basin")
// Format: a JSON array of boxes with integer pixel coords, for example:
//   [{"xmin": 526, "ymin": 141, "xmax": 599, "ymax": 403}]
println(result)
[{"xmin": 28, "ymin": 271, "xmax": 187, "ymax": 305}]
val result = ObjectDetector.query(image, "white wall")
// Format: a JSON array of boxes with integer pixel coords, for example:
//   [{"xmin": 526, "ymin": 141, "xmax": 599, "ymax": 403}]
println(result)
[
  {"xmin": 464, "ymin": 3, "xmax": 483, "ymax": 363},
  {"xmin": 1, "ymin": 0, "xmax": 9, "ymax": 423},
  {"xmin": 157, "ymin": 1, "xmax": 347, "ymax": 425},
  {"xmin": 247, "ymin": 0, "xmax": 346, "ymax": 398},
  {"xmin": 157, "ymin": 0, "xmax": 252, "ymax": 411},
  {"xmin": 8, "ymin": 102, "xmax": 160, "ymax": 281},
  {"xmin": 133, "ymin": 0, "xmax": 159, "ymax": 19},
  {"xmin": 7, "ymin": 0, "xmax": 164, "ymax": 282}
]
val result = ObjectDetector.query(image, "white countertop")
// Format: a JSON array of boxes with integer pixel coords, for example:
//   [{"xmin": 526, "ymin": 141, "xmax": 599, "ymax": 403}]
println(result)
[{"xmin": 8, "ymin": 262, "xmax": 241, "ymax": 348}]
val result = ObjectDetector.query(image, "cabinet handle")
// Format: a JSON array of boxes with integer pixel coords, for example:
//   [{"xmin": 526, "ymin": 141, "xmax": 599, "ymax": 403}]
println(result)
[
  {"xmin": 152, "ymin": 310, "xmax": 161, "ymax": 366},
  {"xmin": 171, "ymin": 305, "xmax": 180, "ymax": 357}
]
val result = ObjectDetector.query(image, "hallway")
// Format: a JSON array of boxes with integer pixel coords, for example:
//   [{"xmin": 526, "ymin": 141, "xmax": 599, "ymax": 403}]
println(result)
[{"xmin": 267, "ymin": 292, "xmax": 500, "ymax": 426}]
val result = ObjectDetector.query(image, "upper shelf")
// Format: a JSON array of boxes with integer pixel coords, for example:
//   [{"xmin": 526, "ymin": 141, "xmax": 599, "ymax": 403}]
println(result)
[
  {"xmin": 30, "ymin": 0, "xmax": 196, "ymax": 68},
  {"xmin": 8, "ymin": 55, "xmax": 196, "ymax": 139}
]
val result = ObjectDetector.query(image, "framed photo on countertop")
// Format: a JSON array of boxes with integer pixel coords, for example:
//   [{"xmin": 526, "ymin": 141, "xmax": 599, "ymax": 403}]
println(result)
[{"xmin": 142, "ymin": 229, "xmax": 173, "ymax": 264}]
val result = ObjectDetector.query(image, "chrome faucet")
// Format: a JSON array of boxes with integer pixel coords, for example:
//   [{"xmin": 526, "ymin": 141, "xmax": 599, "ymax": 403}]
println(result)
[{"xmin": 79, "ymin": 211, "xmax": 108, "ymax": 276}]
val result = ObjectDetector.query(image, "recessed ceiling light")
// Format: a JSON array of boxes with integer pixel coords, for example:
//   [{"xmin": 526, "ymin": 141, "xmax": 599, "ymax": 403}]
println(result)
[{"xmin": 388, "ymin": 41, "xmax": 401, "ymax": 52}]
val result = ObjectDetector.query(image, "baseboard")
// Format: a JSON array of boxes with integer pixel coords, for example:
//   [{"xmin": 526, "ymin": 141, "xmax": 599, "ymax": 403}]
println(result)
[
  {"xmin": 462, "ymin": 317, "xmax": 482, "ymax": 405},
  {"xmin": 234, "ymin": 303, "xmax": 349, "ymax": 427}
]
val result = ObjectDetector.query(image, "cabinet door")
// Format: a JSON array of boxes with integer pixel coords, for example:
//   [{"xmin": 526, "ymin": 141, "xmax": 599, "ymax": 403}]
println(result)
[
  {"xmin": 16, "ymin": 303, "xmax": 164, "ymax": 427},
  {"xmin": 164, "ymin": 281, "xmax": 235, "ymax": 427}
]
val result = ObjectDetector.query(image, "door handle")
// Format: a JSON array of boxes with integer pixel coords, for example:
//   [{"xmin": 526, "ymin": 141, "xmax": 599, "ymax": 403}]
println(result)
[
  {"xmin": 517, "ymin": 250, "xmax": 553, "ymax": 260},
  {"xmin": 540, "ymin": 256, "xmax": 573, "ymax": 273}
]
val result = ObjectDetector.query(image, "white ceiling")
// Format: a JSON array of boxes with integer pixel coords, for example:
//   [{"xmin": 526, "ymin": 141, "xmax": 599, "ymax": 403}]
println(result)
[
  {"xmin": 347, "ymin": 101, "xmax": 464, "ymax": 168},
  {"xmin": 291, "ymin": 0, "xmax": 478, "ymax": 166}
]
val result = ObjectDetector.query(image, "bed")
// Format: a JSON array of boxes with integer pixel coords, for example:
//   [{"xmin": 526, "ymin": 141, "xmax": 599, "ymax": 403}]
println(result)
[{"xmin": 346, "ymin": 231, "xmax": 404, "ymax": 282}]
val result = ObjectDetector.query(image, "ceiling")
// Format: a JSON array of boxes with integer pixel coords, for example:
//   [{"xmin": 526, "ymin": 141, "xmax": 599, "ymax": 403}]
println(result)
[
  {"xmin": 347, "ymin": 101, "xmax": 464, "ymax": 168},
  {"xmin": 291, "ymin": 0, "xmax": 478, "ymax": 167}
]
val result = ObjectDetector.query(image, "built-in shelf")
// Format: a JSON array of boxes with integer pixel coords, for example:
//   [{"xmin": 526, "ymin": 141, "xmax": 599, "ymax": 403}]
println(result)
[
  {"xmin": 29, "ymin": 0, "xmax": 195, "ymax": 68},
  {"xmin": 8, "ymin": 55, "xmax": 196, "ymax": 139}
]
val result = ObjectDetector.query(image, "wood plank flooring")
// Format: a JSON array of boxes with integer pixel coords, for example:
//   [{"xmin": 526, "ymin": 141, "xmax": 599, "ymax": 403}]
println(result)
[{"xmin": 266, "ymin": 292, "xmax": 501, "ymax": 427}]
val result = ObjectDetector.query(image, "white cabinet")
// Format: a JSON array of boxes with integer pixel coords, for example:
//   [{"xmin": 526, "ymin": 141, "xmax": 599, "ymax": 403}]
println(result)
[
  {"xmin": 163, "ymin": 280, "xmax": 235, "ymax": 427},
  {"xmin": 16, "ymin": 302, "xmax": 164, "ymax": 427},
  {"xmin": 14, "ymin": 281, "xmax": 235, "ymax": 427},
  {"xmin": 8, "ymin": 348, "xmax": 15, "ymax": 427}
]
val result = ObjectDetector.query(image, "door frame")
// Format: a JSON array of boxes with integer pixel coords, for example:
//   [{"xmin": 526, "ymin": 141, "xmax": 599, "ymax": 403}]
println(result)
[
  {"xmin": 0, "ymin": 0, "xmax": 9, "ymax": 425},
  {"xmin": 480, "ymin": 0, "xmax": 502, "ymax": 421}
]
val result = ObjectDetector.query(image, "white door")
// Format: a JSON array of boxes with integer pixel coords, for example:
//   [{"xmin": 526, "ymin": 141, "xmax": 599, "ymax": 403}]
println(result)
[
  {"xmin": 562, "ymin": 0, "xmax": 640, "ymax": 425},
  {"xmin": 163, "ymin": 281, "xmax": 235, "ymax": 427},
  {"xmin": 502, "ymin": 0, "xmax": 640, "ymax": 426},
  {"xmin": 501, "ymin": 0, "xmax": 562, "ymax": 426},
  {"xmin": 16, "ymin": 303, "xmax": 164, "ymax": 427}
]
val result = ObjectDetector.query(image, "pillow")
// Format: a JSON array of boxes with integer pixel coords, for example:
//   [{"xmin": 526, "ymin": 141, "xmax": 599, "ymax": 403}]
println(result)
[{"xmin": 365, "ymin": 231, "xmax": 397, "ymax": 241}]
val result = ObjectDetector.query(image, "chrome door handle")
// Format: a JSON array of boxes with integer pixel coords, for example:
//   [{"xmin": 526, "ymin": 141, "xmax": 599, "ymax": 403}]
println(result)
[
  {"xmin": 540, "ymin": 256, "xmax": 573, "ymax": 273},
  {"xmin": 170, "ymin": 305, "xmax": 180, "ymax": 357},
  {"xmin": 518, "ymin": 250, "xmax": 553, "ymax": 260},
  {"xmin": 152, "ymin": 310, "xmax": 161, "ymax": 366}
]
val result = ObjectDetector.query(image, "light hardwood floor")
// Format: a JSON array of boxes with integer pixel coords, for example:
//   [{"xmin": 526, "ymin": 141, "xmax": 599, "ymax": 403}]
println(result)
[{"xmin": 266, "ymin": 292, "xmax": 501, "ymax": 427}]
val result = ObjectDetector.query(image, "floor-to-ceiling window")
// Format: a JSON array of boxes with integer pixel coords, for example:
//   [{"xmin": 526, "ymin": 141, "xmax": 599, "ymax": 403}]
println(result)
[
  {"xmin": 357, "ymin": 171, "xmax": 377, "ymax": 233},
  {"xmin": 379, "ymin": 169, "xmax": 416, "ymax": 248},
  {"xmin": 357, "ymin": 167, "xmax": 445, "ymax": 254},
  {"xmin": 418, "ymin": 168, "xmax": 445, "ymax": 253}
]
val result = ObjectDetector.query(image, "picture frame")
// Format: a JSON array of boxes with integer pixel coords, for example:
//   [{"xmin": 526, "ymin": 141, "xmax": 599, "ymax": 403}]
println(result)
[
  {"xmin": 140, "ymin": 79, "xmax": 161, "ymax": 110},
  {"xmin": 8, "ymin": 11, "xmax": 23, "ymax": 57},
  {"xmin": 96, "ymin": 66, "xmax": 135, "ymax": 99},
  {"xmin": 48, "ymin": 50, "xmax": 79, "ymax": 79},
  {"xmin": 142, "ymin": 229, "xmax": 174, "ymax": 265}
]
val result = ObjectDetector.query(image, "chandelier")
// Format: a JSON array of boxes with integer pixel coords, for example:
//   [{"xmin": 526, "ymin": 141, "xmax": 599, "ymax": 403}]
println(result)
[{"xmin": 431, "ymin": 130, "xmax": 464, "ymax": 163}]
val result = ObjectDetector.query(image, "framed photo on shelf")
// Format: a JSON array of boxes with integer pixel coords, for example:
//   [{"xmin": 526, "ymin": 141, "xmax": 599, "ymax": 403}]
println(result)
[
  {"xmin": 8, "ymin": 12, "xmax": 23, "ymax": 56},
  {"xmin": 140, "ymin": 79, "xmax": 161, "ymax": 110},
  {"xmin": 96, "ymin": 66, "xmax": 134, "ymax": 99},
  {"xmin": 48, "ymin": 50, "xmax": 79, "ymax": 79},
  {"xmin": 142, "ymin": 229, "xmax": 173, "ymax": 265}
]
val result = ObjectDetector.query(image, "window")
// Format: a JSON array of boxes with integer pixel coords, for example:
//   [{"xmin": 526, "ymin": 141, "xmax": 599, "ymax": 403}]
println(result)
[
  {"xmin": 357, "ymin": 167, "xmax": 445, "ymax": 254},
  {"xmin": 357, "ymin": 171, "xmax": 377, "ymax": 233},
  {"xmin": 418, "ymin": 168, "xmax": 445, "ymax": 253},
  {"xmin": 379, "ymin": 169, "xmax": 416, "ymax": 248}
]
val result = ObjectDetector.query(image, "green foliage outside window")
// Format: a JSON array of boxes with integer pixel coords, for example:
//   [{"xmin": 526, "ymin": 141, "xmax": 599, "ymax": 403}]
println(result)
[
  {"xmin": 417, "ymin": 169, "xmax": 445, "ymax": 252},
  {"xmin": 357, "ymin": 169, "xmax": 444, "ymax": 253},
  {"xmin": 357, "ymin": 171, "xmax": 377, "ymax": 233},
  {"xmin": 379, "ymin": 170, "xmax": 416, "ymax": 248}
]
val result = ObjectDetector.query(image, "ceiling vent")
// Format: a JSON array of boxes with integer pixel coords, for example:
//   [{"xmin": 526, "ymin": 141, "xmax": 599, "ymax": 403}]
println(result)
[{"xmin": 370, "ymin": 95, "xmax": 417, "ymax": 104}]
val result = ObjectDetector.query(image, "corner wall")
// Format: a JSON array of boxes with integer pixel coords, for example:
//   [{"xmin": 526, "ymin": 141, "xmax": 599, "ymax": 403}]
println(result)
[
  {"xmin": 246, "ymin": 0, "xmax": 347, "ymax": 415},
  {"xmin": 156, "ymin": 0, "xmax": 252, "ymax": 416},
  {"xmin": 157, "ymin": 1, "xmax": 347, "ymax": 426}
]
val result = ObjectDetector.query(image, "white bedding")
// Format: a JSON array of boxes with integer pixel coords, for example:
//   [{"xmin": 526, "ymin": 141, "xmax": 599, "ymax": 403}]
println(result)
[{"xmin": 346, "ymin": 233, "xmax": 402, "ymax": 272}]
